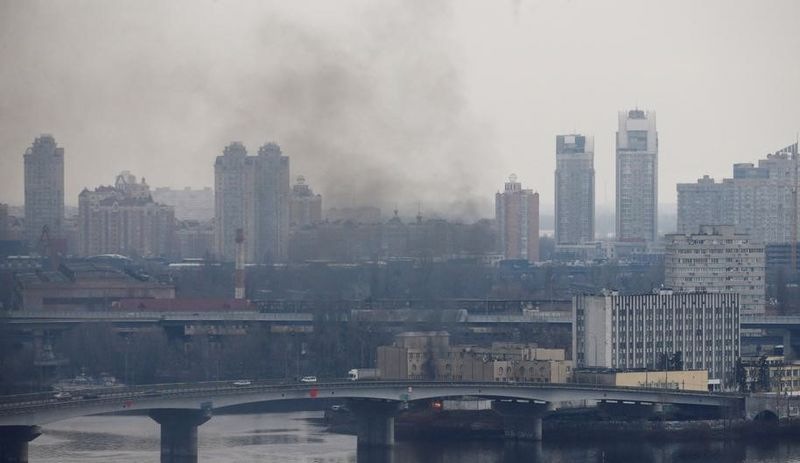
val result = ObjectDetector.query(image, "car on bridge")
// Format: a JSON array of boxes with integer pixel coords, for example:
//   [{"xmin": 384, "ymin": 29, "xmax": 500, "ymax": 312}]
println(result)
[
  {"xmin": 233, "ymin": 380, "xmax": 252, "ymax": 386},
  {"xmin": 300, "ymin": 376, "xmax": 317, "ymax": 383},
  {"xmin": 53, "ymin": 392, "xmax": 73, "ymax": 401}
]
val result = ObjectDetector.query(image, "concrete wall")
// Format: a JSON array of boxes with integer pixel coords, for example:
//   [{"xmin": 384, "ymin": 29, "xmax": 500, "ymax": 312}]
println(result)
[
  {"xmin": 377, "ymin": 346, "xmax": 408, "ymax": 380},
  {"xmin": 20, "ymin": 283, "xmax": 175, "ymax": 311},
  {"xmin": 574, "ymin": 369, "xmax": 709, "ymax": 391}
]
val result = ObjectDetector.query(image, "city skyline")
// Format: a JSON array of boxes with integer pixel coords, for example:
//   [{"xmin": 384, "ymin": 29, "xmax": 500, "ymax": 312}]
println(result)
[
  {"xmin": 3, "ymin": 2, "xmax": 800, "ymax": 458},
  {"xmin": 1, "ymin": 1, "xmax": 798, "ymax": 218}
]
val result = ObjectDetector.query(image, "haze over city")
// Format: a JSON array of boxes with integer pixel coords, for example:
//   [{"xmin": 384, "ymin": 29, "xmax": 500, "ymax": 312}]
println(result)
[
  {"xmin": 1, "ymin": 0, "xmax": 798, "ymax": 218},
  {"xmin": 4, "ymin": 2, "xmax": 800, "ymax": 463}
]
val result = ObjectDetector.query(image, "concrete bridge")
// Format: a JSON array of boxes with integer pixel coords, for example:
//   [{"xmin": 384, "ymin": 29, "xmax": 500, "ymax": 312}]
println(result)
[{"xmin": 0, "ymin": 380, "xmax": 745, "ymax": 463}]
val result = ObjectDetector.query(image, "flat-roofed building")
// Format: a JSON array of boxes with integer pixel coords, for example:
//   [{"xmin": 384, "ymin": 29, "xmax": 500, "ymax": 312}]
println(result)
[
  {"xmin": 665, "ymin": 225, "xmax": 765, "ymax": 315},
  {"xmin": 573, "ymin": 291, "xmax": 740, "ymax": 390},
  {"xmin": 13, "ymin": 262, "xmax": 175, "ymax": 311},
  {"xmin": 573, "ymin": 369, "xmax": 709, "ymax": 391}
]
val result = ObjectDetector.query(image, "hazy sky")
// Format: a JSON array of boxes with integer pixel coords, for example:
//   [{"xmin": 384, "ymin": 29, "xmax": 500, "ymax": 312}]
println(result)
[{"xmin": 1, "ymin": 0, "xmax": 798, "ymax": 219}]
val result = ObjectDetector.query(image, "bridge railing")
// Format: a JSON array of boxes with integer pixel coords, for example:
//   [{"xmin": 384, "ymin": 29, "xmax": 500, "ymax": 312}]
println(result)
[
  {"xmin": 2, "ymin": 311, "xmax": 314, "ymax": 322},
  {"xmin": 0, "ymin": 379, "xmax": 745, "ymax": 418}
]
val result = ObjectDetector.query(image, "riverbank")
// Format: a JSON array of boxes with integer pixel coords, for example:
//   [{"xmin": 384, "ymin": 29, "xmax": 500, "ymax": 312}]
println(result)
[{"xmin": 325, "ymin": 408, "xmax": 800, "ymax": 442}]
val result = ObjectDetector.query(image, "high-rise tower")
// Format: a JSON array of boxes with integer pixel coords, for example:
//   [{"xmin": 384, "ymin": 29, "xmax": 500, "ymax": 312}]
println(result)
[
  {"xmin": 495, "ymin": 174, "xmax": 539, "ymax": 262},
  {"xmin": 615, "ymin": 110, "xmax": 658, "ymax": 243},
  {"xmin": 24, "ymin": 134, "xmax": 64, "ymax": 246},
  {"xmin": 214, "ymin": 142, "xmax": 290, "ymax": 263},
  {"xmin": 555, "ymin": 134, "xmax": 595, "ymax": 245}
]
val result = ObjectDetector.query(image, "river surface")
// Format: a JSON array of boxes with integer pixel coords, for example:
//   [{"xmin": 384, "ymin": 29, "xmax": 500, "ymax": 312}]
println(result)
[{"xmin": 28, "ymin": 411, "xmax": 800, "ymax": 463}]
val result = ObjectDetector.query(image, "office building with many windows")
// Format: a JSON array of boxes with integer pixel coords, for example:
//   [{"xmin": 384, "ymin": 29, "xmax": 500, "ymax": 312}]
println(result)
[
  {"xmin": 665, "ymin": 225, "xmax": 765, "ymax": 315},
  {"xmin": 573, "ymin": 291, "xmax": 740, "ymax": 390}
]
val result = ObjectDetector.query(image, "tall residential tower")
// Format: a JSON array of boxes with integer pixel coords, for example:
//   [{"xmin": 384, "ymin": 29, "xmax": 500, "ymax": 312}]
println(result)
[
  {"xmin": 214, "ymin": 142, "xmax": 290, "ymax": 263},
  {"xmin": 495, "ymin": 175, "xmax": 539, "ymax": 262},
  {"xmin": 24, "ymin": 135, "xmax": 64, "ymax": 246},
  {"xmin": 615, "ymin": 110, "xmax": 658, "ymax": 243},
  {"xmin": 555, "ymin": 134, "xmax": 594, "ymax": 245}
]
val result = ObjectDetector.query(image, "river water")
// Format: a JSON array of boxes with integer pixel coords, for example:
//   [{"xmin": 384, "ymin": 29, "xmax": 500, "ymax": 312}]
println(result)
[{"xmin": 28, "ymin": 412, "xmax": 800, "ymax": 463}]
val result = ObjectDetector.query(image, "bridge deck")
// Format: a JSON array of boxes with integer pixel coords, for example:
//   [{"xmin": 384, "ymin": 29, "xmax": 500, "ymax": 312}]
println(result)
[{"xmin": 0, "ymin": 380, "xmax": 745, "ymax": 426}]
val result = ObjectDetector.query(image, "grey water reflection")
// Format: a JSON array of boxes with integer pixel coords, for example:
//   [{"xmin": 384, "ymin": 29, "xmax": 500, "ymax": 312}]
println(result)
[{"xmin": 28, "ymin": 412, "xmax": 800, "ymax": 463}]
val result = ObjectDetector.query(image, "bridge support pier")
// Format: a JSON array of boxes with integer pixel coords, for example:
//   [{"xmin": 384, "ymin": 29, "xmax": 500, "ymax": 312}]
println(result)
[
  {"xmin": 493, "ymin": 400, "xmax": 550, "ymax": 441},
  {"xmin": 149, "ymin": 409, "xmax": 211, "ymax": 463},
  {"xmin": 348, "ymin": 399, "xmax": 400, "ymax": 448},
  {"xmin": 0, "ymin": 426, "xmax": 41, "ymax": 463}
]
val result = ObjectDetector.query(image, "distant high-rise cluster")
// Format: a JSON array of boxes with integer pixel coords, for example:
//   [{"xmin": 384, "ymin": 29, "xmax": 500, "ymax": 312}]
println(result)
[
  {"xmin": 78, "ymin": 171, "xmax": 175, "ymax": 257},
  {"xmin": 495, "ymin": 175, "xmax": 539, "ymax": 262},
  {"xmin": 555, "ymin": 134, "xmax": 595, "ymax": 245},
  {"xmin": 677, "ymin": 143, "xmax": 800, "ymax": 244},
  {"xmin": 615, "ymin": 110, "xmax": 658, "ymax": 243},
  {"xmin": 24, "ymin": 134, "xmax": 65, "ymax": 245},
  {"xmin": 214, "ymin": 142, "xmax": 290, "ymax": 263},
  {"xmin": 289, "ymin": 176, "xmax": 322, "ymax": 228}
]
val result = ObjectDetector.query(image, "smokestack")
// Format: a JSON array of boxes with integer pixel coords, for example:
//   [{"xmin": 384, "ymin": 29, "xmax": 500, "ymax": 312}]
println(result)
[{"xmin": 235, "ymin": 228, "xmax": 245, "ymax": 300}]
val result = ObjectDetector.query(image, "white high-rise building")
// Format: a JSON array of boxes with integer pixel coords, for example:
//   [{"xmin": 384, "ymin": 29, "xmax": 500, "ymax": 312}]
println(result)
[
  {"xmin": 555, "ymin": 134, "xmax": 594, "ymax": 245},
  {"xmin": 573, "ymin": 291, "xmax": 740, "ymax": 390},
  {"xmin": 24, "ymin": 135, "xmax": 64, "ymax": 246},
  {"xmin": 664, "ymin": 225, "xmax": 765, "ymax": 315},
  {"xmin": 616, "ymin": 110, "xmax": 658, "ymax": 243},
  {"xmin": 214, "ymin": 142, "xmax": 290, "ymax": 263}
]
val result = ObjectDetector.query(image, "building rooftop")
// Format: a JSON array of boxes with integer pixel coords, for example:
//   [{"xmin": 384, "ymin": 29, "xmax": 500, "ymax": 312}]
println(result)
[{"xmin": 15, "ymin": 262, "xmax": 164, "ymax": 287}]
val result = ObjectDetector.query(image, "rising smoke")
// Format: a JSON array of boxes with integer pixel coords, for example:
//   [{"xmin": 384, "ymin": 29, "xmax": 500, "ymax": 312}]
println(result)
[{"xmin": 0, "ymin": 0, "xmax": 494, "ymax": 221}]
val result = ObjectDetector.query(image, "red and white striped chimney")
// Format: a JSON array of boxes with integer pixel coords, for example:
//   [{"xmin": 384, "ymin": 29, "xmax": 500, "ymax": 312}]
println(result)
[{"xmin": 234, "ymin": 228, "xmax": 245, "ymax": 299}]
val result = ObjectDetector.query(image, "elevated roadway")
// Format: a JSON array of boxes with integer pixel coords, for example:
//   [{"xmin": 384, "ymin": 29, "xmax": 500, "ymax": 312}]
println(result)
[
  {"xmin": 0, "ymin": 380, "xmax": 743, "ymax": 427},
  {"xmin": 2, "ymin": 311, "xmax": 797, "ymax": 329}
]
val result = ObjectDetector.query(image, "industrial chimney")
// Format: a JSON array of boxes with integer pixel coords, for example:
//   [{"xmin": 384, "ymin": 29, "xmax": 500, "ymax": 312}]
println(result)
[{"xmin": 234, "ymin": 228, "xmax": 245, "ymax": 299}]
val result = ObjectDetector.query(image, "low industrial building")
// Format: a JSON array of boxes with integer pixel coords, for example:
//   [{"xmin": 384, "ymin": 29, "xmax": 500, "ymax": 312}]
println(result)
[
  {"xmin": 13, "ymin": 262, "xmax": 175, "ymax": 311},
  {"xmin": 377, "ymin": 331, "xmax": 572, "ymax": 383},
  {"xmin": 573, "ymin": 369, "xmax": 709, "ymax": 391},
  {"xmin": 741, "ymin": 354, "xmax": 800, "ymax": 393}
]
